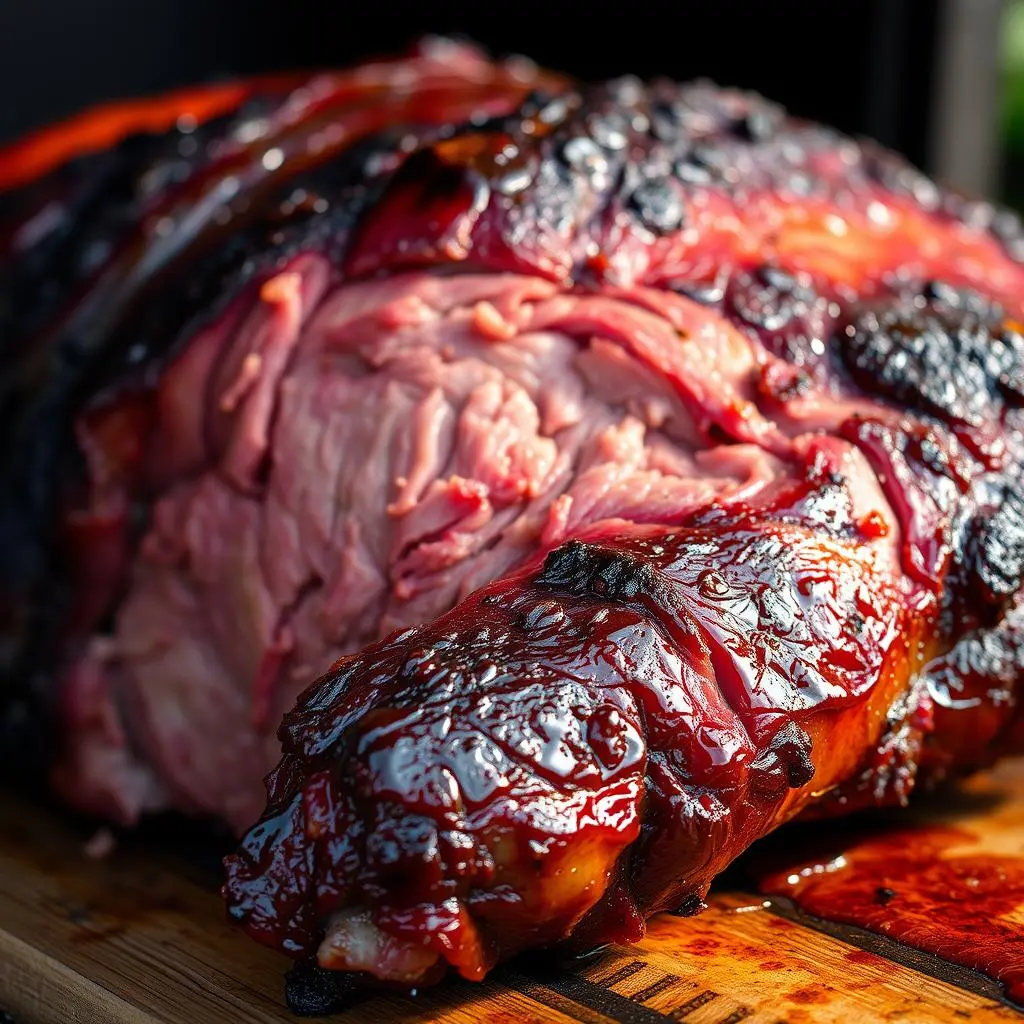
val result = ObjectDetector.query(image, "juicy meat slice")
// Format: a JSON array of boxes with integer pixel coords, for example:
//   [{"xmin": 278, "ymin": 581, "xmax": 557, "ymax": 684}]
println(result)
[{"xmin": 1, "ymin": 38, "xmax": 1023, "ymax": 996}]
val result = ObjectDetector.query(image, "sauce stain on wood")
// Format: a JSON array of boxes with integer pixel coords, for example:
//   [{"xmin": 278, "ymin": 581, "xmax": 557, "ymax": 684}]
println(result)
[{"xmin": 755, "ymin": 761, "xmax": 1024, "ymax": 1007}]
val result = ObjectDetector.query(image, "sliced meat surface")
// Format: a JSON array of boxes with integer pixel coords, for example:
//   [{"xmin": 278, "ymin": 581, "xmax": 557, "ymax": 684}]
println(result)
[{"xmin": 55, "ymin": 268, "xmax": 787, "ymax": 831}]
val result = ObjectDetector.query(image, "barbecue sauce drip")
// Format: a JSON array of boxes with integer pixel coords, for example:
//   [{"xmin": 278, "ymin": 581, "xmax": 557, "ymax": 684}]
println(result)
[{"xmin": 759, "ymin": 825, "xmax": 1024, "ymax": 1005}]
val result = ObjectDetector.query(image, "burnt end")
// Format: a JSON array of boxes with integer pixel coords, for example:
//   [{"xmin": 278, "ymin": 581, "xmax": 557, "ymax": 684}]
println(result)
[
  {"xmin": 667, "ymin": 269, "xmax": 729, "ymax": 307},
  {"xmin": 780, "ymin": 473, "xmax": 857, "ymax": 539},
  {"xmin": 964, "ymin": 484, "xmax": 1024, "ymax": 608},
  {"xmin": 838, "ymin": 286, "xmax": 1024, "ymax": 429},
  {"xmin": 536, "ymin": 540, "xmax": 657, "ymax": 601},
  {"xmin": 670, "ymin": 893, "xmax": 709, "ymax": 917},
  {"xmin": 729, "ymin": 266, "xmax": 808, "ymax": 332},
  {"xmin": 724, "ymin": 265, "xmax": 835, "ymax": 369},
  {"xmin": 921, "ymin": 611, "xmax": 1024, "ymax": 780},
  {"xmin": 749, "ymin": 721, "xmax": 815, "ymax": 796},
  {"xmin": 626, "ymin": 177, "xmax": 685, "ymax": 235},
  {"xmin": 284, "ymin": 961, "xmax": 366, "ymax": 1017}
]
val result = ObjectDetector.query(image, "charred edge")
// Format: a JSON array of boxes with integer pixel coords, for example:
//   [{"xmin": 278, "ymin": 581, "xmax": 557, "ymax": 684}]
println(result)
[
  {"xmin": 626, "ymin": 176, "xmax": 686, "ymax": 235},
  {"xmin": 670, "ymin": 893, "xmax": 709, "ymax": 917},
  {"xmin": 763, "ymin": 894, "xmax": 1020, "ymax": 1010},
  {"xmin": 0, "ymin": 100, "xmax": 273, "ymax": 353},
  {"xmin": 837, "ymin": 284, "xmax": 1024, "ymax": 429},
  {"xmin": 724, "ymin": 264, "xmax": 829, "ymax": 366},
  {"xmin": 966, "ymin": 485, "xmax": 1024, "ymax": 608},
  {"xmin": 284, "ymin": 960, "xmax": 371, "ymax": 1017},
  {"xmin": 536, "ymin": 540, "xmax": 657, "ymax": 602}
]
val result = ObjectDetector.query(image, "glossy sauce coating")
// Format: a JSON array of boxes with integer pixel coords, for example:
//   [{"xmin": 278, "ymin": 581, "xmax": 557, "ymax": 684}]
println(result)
[{"xmin": 225, "ymin": 464, "xmax": 921, "ymax": 978}]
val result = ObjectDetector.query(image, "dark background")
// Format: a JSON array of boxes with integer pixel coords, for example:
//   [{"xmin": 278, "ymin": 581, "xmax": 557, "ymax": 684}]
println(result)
[{"xmin": 0, "ymin": 0, "xmax": 942, "ymax": 169}]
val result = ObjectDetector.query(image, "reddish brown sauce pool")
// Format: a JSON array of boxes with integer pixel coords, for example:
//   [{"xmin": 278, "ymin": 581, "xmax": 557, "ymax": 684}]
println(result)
[{"xmin": 757, "ymin": 824, "xmax": 1024, "ymax": 1004}]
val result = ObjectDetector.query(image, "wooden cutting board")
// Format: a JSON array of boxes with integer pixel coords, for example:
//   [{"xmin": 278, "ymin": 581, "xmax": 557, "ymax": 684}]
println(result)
[{"xmin": 2, "ymin": 762, "xmax": 1024, "ymax": 1024}]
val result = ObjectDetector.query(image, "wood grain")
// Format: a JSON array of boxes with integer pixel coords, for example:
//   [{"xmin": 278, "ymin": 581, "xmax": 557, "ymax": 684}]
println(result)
[{"xmin": 1, "ymin": 763, "xmax": 1023, "ymax": 1023}]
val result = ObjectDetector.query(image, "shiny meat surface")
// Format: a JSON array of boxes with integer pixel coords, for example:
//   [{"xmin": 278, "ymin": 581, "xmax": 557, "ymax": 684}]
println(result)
[
  {"xmin": 228, "ymin": 466, "xmax": 920, "ymax": 981},
  {"xmin": 0, "ymin": 38, "xmax": 1022, "ymax": 995}
]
